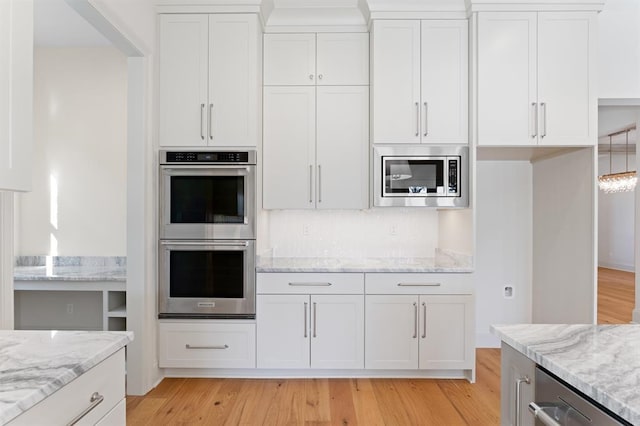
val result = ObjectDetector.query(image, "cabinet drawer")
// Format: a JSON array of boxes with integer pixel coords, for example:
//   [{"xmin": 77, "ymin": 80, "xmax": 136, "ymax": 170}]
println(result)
[
  {"xmin": 257, "ymin": 273, "xmax": 364, "ymax": 295},
  {"xmin": 159, "ymin": 321, "xmax": 256, "ymax": 368},
  {"xmin": 365, "ymin": 273, "xmax": 472, "ymax": 295},
  {"xmin": 9, "ymin": 349, "xmax": 124, "ymax": 426},
  {"xmin": 95, "ymin": 398, "xmax": 125, "ymax": 426}
]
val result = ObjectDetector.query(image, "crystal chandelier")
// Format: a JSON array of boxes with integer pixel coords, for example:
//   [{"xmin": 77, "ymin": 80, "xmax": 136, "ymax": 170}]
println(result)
[{"xmin": 598, "ymin": 126, "xmax": 637, "ymax": 194}]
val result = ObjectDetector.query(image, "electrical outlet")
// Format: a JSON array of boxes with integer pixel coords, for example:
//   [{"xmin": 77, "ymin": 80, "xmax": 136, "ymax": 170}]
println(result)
[
  {"xmin": 66, "ymin": 303, "xmax": 73, "ymax": 314},
  {"xmin": 504, "ymin": 286, "xmax": 514, "ymax": 299},
  {"xmin": 390, "ymin": 225, "xmax": 398, "ymax": 236},
  {"xmin": 302, "ymin": 224, "xmax": 310, "ymax": 236}
]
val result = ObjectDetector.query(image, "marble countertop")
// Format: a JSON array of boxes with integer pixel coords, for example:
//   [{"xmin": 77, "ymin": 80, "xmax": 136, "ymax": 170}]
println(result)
[
  {"xmin": 256, "ymin": 250, "xmax": 473, "ymax": 273},
  {"xmin": 0, "ymin": 330, "xmax": 133, "ymax": 424},
  {"xmin": 13, "ymin": 256, "xmax": 126, "ymax": 282},
  {"xmin": 492, "ymin": 324, "xmax": 640, "ymax": 425}
]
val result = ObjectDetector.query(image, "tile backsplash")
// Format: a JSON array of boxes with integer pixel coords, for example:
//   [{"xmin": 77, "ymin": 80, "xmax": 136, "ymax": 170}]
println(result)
[{"xmin": 263, "ymin": 209, "xmax": 439, "ymax": 258}]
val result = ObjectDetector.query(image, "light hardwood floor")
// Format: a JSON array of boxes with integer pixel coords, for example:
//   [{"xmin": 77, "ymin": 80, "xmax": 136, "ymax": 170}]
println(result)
[{"xmin": 127, "ymin": 268, "xmax": 634, "ymax": 425}]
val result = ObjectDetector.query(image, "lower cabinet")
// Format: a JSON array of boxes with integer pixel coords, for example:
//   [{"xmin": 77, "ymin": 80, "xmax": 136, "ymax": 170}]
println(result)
[
  {"xmin": 501, "ymin": 342, "xmax": 536, "ymax": 426},
  {"xmin": 256, "ymin": 273, "xmax": 365, "ymax": 369},
  {"xmin": 159, "ymin": 321, "xmax": 256, "ymax": 368}
]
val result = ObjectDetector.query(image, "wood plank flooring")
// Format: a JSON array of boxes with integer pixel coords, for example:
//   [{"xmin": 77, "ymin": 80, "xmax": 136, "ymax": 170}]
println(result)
[{"xmin": 127, "ymin": 268, "xmax": 634, "ymax": 425}]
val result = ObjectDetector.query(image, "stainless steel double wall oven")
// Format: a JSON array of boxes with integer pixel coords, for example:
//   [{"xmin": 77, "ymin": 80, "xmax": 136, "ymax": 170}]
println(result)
[{"xmin": 158, "ymin": 150, "xmax": 256, "ymax": 318}]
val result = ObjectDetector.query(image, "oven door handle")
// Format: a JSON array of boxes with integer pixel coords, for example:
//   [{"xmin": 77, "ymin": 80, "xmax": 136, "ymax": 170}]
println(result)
[{"xmin": 160, "ymin": 241, "xmax": 249, "ymax": 247}]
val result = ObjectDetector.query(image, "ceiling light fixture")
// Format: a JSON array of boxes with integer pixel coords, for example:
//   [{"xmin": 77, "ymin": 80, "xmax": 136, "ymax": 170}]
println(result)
[{"xmin": 598, "ymin": 126, "xmax": 637, "ymax": 193}]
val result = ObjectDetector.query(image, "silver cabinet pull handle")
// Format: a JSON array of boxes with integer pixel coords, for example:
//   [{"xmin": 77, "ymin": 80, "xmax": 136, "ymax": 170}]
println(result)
[
  {"xmin": 313, "ymin": 302, "xmax": 317, "ymax": 338},
  {"xmin": 304, "ymin": 302, "xmax": 308, "ymax": 338},
  {"xmin": 421, "ymin": 302, "xmax": 427, "ymax": 339},
  {"xmin": 67, "ymin": 392, "xmax": 104, "ymax": 426},
  {"xmin": 413, "ymin": 302, "xmax": 418, "ymax": 338},
  {"xmin": 423, "ymin": 101, "xmax": 428, "ymax": 137},
  {"xmin": 200, "ymin": 103, "xmax": 205, "ymax": 140},
  {"xmin": 209, "ymin": 103, "xmax": 214, "ymax": 141},
  {"xmin": 289, "ymin": 282, "xmax": 332, "ymax": 287},
  {"xmin": 515, "ymin": 376, "xmax": 531, "ymax": 426},
  {"xmin": 397, "ymin": 283, "xmax": 441, "ymax": 287},
  {"xmin": 415, "ymin": 102, "xmax": 420, "ymax": 137},
  {"xmin": 160, "ymin": 240, "xmax": 249, "ymax": 247},
  {"xmin": 318, "ymin": 164, "xmax": 322, "ymax": 203},
  {"xmin": 309, "ymin": 165, "xmax": 313, "ymax": 203},
  {"xmin": 531, "ymin": 102, "xmax": 537, "ymax": 138},
  {"xmin": 540, "ymin": 102, "xmax": 547, "ymax": 138},
  {"xmin": 528, "ymin": 402, "xmax": 561, "ymax": 426},
  {"xmin": 186, "ymin": 344, "xmax": 229, "ymax": 350}
]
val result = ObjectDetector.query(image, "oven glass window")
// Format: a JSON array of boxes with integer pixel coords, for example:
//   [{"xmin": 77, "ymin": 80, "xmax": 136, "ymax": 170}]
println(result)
[
  {"xmin": 169, "ymin": 250, "xmax": 244, "ymax": 298},
  {"xmin": 170, "ymin": 176, "xmax": 244, "ymax": 224},
  {"xmin": 384, "ymin": 158, "xmax": 444, "ymax": 195}
]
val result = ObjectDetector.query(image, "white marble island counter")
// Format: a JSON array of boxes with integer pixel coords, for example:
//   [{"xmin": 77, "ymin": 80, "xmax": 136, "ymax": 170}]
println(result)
[
  {"xmin": 0, "ymin": 330, "xmax": 133, "ymax": 425},
  {"xmin": 492, "ymin": 324, "xmax": 640, "ymax": 425}
]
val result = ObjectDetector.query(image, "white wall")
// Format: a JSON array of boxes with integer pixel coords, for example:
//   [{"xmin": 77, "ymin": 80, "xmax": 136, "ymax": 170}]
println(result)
[
  {"xmin": 475, "ymin": 161, "xmax": 532, "ymax": 347},
  {"xmin": 265, "ymin": 209, "xmax": 440, "ymax": 258},
  {"xmin": 15, "ymin": 47, "xmax": 127, "ymax": 256}
]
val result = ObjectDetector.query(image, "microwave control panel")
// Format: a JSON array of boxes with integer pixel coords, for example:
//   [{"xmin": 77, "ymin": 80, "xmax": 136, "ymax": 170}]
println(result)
[
  {"xmin": 165, "ymin": 151, "xmax": 249, "ymax": 163},
  {"xmin": 448, "ymin": 159, "xmax": 458, "ymax": 195}
]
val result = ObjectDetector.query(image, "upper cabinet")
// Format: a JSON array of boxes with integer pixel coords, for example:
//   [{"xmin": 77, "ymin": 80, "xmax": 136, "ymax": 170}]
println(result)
[
  {"xmin": 158, "ymin": 14, "xmax": 261, "ymax": 147},
  {"xmin": 371, "ymin": 20, "xmax": 468, "ymax": 145},
  {"xmin": 477, "ymin": 12, "xmax": 597, "ymax": 146},
  {"xmin": 264, "ymin": 33, "xmax": 369, "ymax": 86}
]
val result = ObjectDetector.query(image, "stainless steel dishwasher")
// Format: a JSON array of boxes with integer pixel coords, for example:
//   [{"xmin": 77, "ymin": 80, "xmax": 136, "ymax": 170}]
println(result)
[{"xmin": 529, "ymin": 367, "xmax": 631, "ymax": 426}]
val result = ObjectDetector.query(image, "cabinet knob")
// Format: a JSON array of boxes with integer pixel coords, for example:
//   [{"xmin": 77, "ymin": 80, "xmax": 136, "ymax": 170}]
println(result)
[
  {"xmin": 309, "ymin": 74, "xmax": 314, "ymax": 80},
  {"xmin": 318, "ymin": 74, "xmax": 323, "ymax": 80}
]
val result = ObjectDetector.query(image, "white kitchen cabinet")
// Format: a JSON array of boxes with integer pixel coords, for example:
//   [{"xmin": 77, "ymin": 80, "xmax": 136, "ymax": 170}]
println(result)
[
  {"xmin": 264, "ymin": 33, "xmax": 368, "ymax": 86},
  {"xmin": 371, "ymin": 20, "xmax": 468, "ymax": 144},
  {"xmin": 500, "ymin": 342, "xmax": 536, "ymax": 426},
  {"xmin": 256, "ymin": 273, "xmax": 365, "ymax": 369},
  {"xmin": 158, "ymin": 321, "xmax": 256, "ymax": 369},
  {"xmin": 263, "ymin": 86, "xmax": 368, "ymax": 210},
  {"xmin": 477, "ymin": 12, "xmax": 597, "ymax": 146},
  {"xmin": 158, "ymin": 14, "xmax": 260, "ymax": 147}
]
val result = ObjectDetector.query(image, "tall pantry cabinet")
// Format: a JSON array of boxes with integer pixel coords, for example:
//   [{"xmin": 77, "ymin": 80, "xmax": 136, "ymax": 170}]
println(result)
[{"xmin": 158, "ymin": 14, "xmax": 261, "ymax": 147}]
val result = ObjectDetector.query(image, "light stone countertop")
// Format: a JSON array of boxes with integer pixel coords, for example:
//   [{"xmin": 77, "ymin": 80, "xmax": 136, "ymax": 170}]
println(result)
[
  {"xmin": 256, "ymin": 250, "xmax": 473, "ymax": 273},
  {"xmin": 0, "ymin": 330, "xmax": 133, "ymax": 425},
  {"xmin": 13, "ymin": 256, "xmax": 126, "ymax": 282},
  {"xmin": 491, "ymin": 323, "xmax": 640, "ymax": 425}
]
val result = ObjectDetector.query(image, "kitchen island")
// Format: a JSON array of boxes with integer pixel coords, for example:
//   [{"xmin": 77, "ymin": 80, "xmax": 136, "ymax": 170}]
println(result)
[
  {"xmin": 0, "ymin": 330, "xmax": 133, "ymax": 425},
  {"xmin": 492, "ymin": 324, "xmax": 640, "ymax": 425}
]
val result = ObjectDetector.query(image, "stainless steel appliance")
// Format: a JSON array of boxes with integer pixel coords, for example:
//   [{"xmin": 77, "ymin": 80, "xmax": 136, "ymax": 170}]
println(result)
[
  {"xmin": 373, "ymin": 145, "xmax": 468, "ymax": 207},
  {"xmin": 158, "ymin": 150, "xmax": 257, "ymax": 319},
  {"xmin": 529, "ymin": 366, "xmax": 630, "ymax": 425},
  {"xmin": 159, "ymin": 150, "xmax": 256, "ymax": 240}
]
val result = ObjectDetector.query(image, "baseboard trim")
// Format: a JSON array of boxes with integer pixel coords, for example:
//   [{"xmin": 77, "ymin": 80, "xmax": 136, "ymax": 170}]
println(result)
[{"xmin": 598, "ymin": 262, "xmax": 635, "ymax": 273}]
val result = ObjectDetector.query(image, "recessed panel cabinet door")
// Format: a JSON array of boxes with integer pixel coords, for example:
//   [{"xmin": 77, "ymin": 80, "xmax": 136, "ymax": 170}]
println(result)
[
  {"xmin": 263, "ymin": 86, "xmax": 316, "ymax": 209},
  {"xmin": 208, "ymin": 14, "xmax": 259, "ymax": 147},
  {"xmin": 371, "ymin": 20, "xmax": 421, "ymax": 144},
  {"xmin": 478, "ymin": 12, "xmax": 537, "ymax": 146},
  {"xmin": 263, "ymin": 33, "xmax": 316, "ymax": 85},
  {"xmin": 421, "ymin": 20, "xmax": 468, "ymax": 144},
  {"xmin": 316, "ymin": 86, "xmax": 369, "ymax": 210},
  {"xmin": 159, "ymin": 14, "xmax": 209, "ymax": 147},
  {"xmin": 537, "ymin": 12, "xmax": 596, "ymax": 146},
  {"xmin": 310, "ymin": 294, "xmax": 364, "ymax": 369},
  {"xmin": 365, "ymin": 295, "xmax": 419, "ymax": 369},
  {"xmin": 257, "ymin": 294, "xmax": 310, "ymax": 369},
  {"xmin": 316, "ymin": 33, "xmax": 369, "ymax": 85}
]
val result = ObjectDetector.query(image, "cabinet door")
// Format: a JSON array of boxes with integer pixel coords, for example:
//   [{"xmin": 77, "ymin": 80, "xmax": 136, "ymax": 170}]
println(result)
[
  {"xmin": 365, "ymin": 295, "xmax": 419, "ymax": 369},
  {"xmin": 537, "ymin": 12, "xmax": 596, "ymax": 146},
  {"xmin": 263, "ymin": 33, "xmax": 316, "ymax": 85},
  {"xmin": 310, "ymin": 294, "xmax": 364, "ymax": 369},
  {"xmin": 158, "ymin": 14, "xmax": 209, "ymax": 147},
  {"xmin": 316, "ymin": 86, "xmax": 369, "ymax": 210},
  {"xmin": 263, "ymin": 86, "xmax": 316, "ymax": 209},
  {"xmin": 208, "ymin": 14, "xmax": 259, "ymax": 147},
  {"xmin": 418, "ymin": 295, "xmax": 474, "ymax": 370},
  {"xmin": 316, "ymin": 33, "xmax": 369, "ymax": 85},
  {"xmin": 421, "ymin": 20, "xmax": 468, "ymax": 144},
  {"xmin": 371, "ymin": 20, "xmax": 421, "ymax": 144},
  {"xmin": 501, "ymin": 343, "xmax": 535, "ymax": 426},
  {"xmin": 478, "ymin": 12, "xmax": 537, "ymax": 146},
  {"xmin": 256, "ymin": 294, "xmax": 310, "ymax": 369}
]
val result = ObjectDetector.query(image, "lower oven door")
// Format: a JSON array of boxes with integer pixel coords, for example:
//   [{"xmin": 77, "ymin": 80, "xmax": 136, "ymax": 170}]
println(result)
[{"xmin": 158, "ymin": 240, "xmax": 255, "ymax": 318}]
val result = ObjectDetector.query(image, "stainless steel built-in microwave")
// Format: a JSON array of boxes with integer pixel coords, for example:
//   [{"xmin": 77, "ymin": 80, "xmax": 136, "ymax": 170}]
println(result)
[{"xmin": 373, "ymin": 145, "xmax": 469, "ymax": 207}]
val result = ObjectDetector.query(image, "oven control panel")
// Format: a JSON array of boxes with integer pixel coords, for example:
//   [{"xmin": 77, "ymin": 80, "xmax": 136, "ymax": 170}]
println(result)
[{"xmin": 161, "ymin": 150, "xmax": 256, "ymax": 165}]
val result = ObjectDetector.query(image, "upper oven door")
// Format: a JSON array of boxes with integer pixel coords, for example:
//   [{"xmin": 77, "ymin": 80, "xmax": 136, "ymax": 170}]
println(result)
[{"xmin": 160, "ymin": 165, "xmax": 256, "ymax": 240}]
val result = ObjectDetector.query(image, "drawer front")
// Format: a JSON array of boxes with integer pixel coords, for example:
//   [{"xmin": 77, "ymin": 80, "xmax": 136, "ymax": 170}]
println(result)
[
  {"xmin": 365, "ymin": 273, "xmax": 472, "ymax": 295},
  {"xmin": 9, "ymin": 349, "xmax": 124, "ymax": 426},
  {"xmin": 159, "ymin": 321, "xmax": 256, "ymax": 368},
  {"xmin": 257, "ymin": 273, "xmax": 365, "ymax": 295},
  {"xmin": 95, "ymin": 398, "xmax": 125, "ymax": 426}
]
